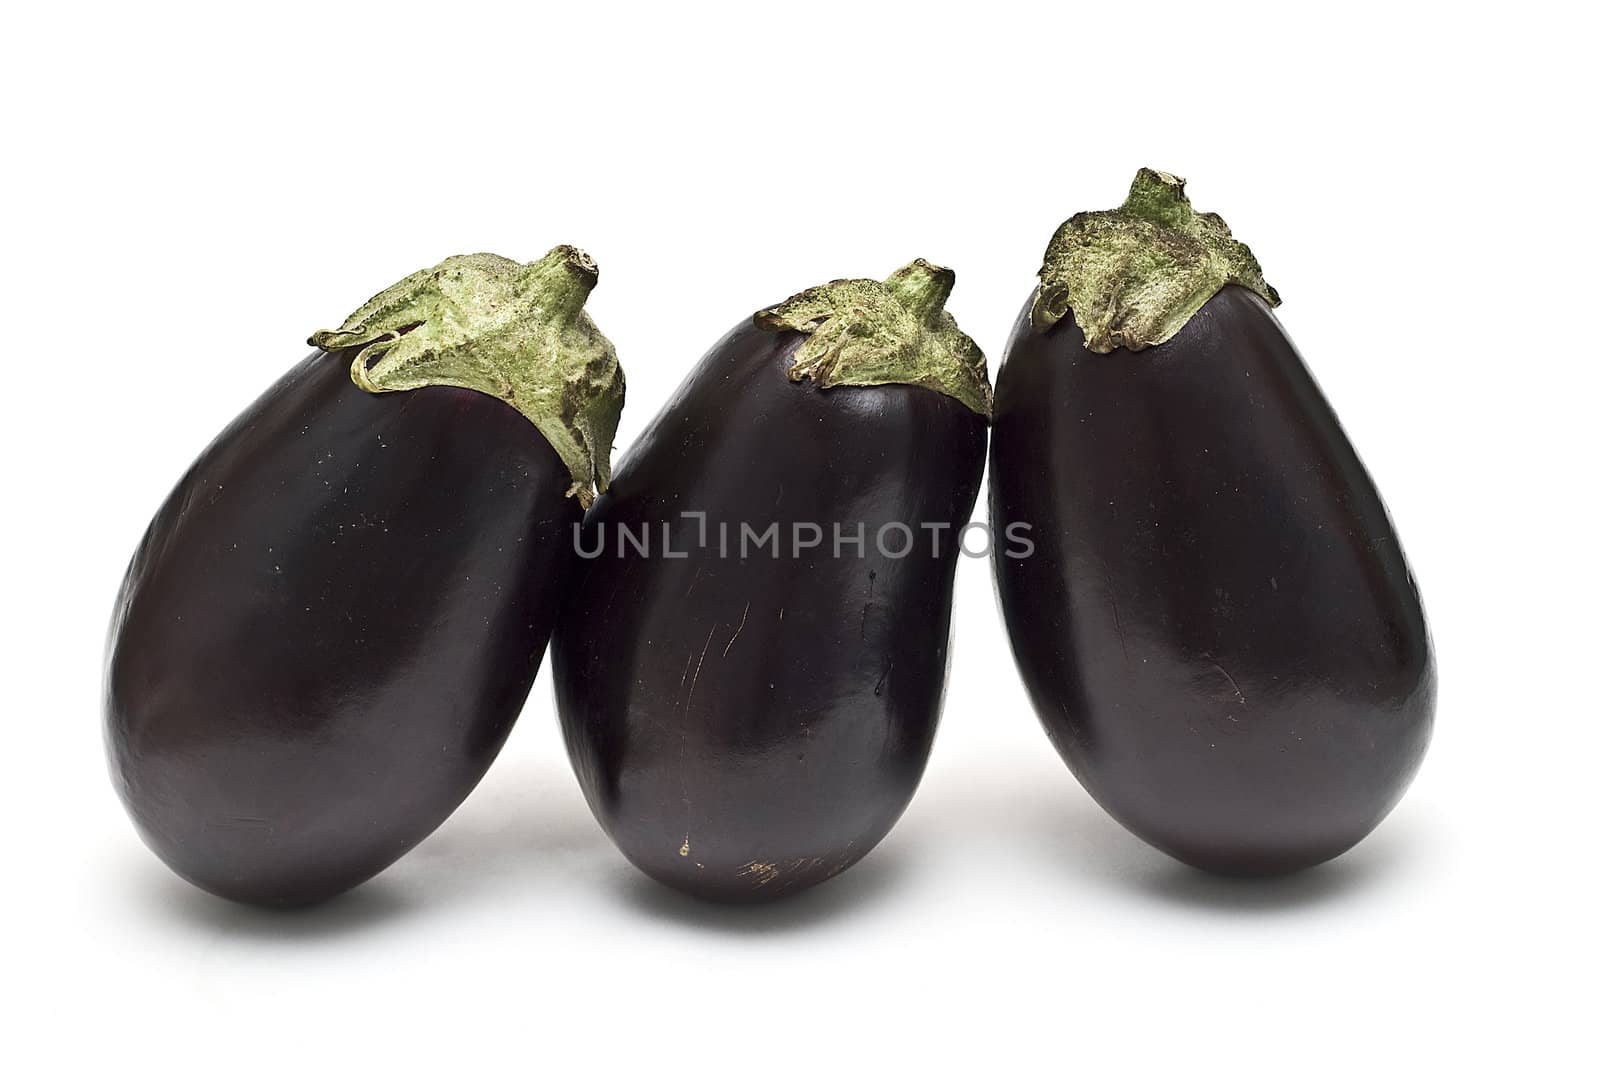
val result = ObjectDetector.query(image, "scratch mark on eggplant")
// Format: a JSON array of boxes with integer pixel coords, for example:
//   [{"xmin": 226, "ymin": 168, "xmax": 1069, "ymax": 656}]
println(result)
[
  {"xmin": 739, "ymin": 861, "xmax": 780, "ymax": 885},
  {"xmin": 722, "ymin": 602, "xmax": 750, "ymax": 657},
  {"xmin": 860, "ymin": 569, "xmax": 878, "ymax": 640},
  {"xmin": 677, "ymin": 626, "xmax": 718, "ymax": 856},
  {"xmin": 874, "ymin": 658, "xmax": 893, "ymax": 697},
  {"xmin": 1107, "ymin": 592, "xmax": 1130, "ymax": 667},
  {"xmin": 1061, "ymin": 701, "xmax": 1087, "ymax": 745},
  {"xmin": 1210, "ymin": 660, "xmax": 1247, "ymax": 707},
  {"xmin": 685, "ymin": 625, "xmax": 717, "ymax": 711}
]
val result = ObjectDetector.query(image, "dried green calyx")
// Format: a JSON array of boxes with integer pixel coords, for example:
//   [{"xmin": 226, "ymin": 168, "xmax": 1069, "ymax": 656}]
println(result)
[
  {"xmin": 756, "ymin": 259, "xmax": 992, "ymax": 418},
  {"xmin": 1031, "ymin": 168, "xmax": 1280, "ymax": 353},
  {"xmin": 309, "ymin": 246, "xmax": 624, "ymax": 507}
]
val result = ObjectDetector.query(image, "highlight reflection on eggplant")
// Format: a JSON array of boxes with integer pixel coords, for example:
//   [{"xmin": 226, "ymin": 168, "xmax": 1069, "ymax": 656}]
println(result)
[
  {"xmin": 990, "ymin": 171, "xmax": 1435, "ymax": 876},
  {"xmin": 105, "ymin": 247, "xmax": 624, "ymax": 907},
  {"xmin": 554, "ymin": 260, "xmax": 990, "ymax": 901}
]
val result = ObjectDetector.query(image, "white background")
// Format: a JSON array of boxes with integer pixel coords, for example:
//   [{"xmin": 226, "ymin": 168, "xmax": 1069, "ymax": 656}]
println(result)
[{"xmin": 5, "ymin": 2, "xmax": 1595, "ymax": 1067}]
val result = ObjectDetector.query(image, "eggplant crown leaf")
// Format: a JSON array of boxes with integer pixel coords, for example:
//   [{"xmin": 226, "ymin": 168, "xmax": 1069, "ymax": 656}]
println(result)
[
  {"xmin": 1032, "ymin": 168, "xmax": 1280, "ymax": 352},
  {"xmin": 754, "ymin": 259, "xmax": 992, "ymax": 418},
  {"xmin": 309, "ymin": 247, "xmax": 625, "ymax": 508}
]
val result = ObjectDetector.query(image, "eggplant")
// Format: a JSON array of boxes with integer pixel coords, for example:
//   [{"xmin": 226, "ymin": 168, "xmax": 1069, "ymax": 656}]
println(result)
[
  {"xmin": 990, "ymin": 171, "xmax": 1435, "ymax": 876},
  {"xmin": 105, "ymin": 247, "xmax": 624, "ymax": 906},
  {"xmin": 553, "ymin": 260, "xmax": 990, "ymax": 901}
]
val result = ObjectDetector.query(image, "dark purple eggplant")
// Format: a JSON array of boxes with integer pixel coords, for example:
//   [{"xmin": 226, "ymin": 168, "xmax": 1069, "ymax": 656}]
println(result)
[
  {"xmin": 105, "ymin": 247, "xmax": 624, "ymax": 906},
  {"xmin": 553, "ymin": 260, "xmax": 989, "ymax": 901},
  {"xmin": 990, "ymin": 171, "xmax": 1435, "ymax": 876}
]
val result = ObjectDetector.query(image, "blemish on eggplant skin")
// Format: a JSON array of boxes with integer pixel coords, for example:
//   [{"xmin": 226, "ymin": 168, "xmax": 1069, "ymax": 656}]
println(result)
[
  {"xmin": 738, "ymin": 861, "xmax": 779, "ymax": 885},
  {"xmin": 679, "ymin": 837, "xmax": 690, "ymax": 857},
  {"xmin": 721, "ymin": 602, "xmax": 750, "ymax": 658}
]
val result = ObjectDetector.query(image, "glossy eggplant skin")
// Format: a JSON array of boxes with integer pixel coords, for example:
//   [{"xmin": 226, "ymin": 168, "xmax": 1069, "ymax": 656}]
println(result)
[
  {"xmin": 554, "ymin": 320, "xmax": 986, "ymax": 901},
  {"xmin": 990, "ymin": 287, "xmax": 1434, "ymax": 876},
  {"xmin": 106, "ymin": 350, "xmax": 579, "ymax": 907}
]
